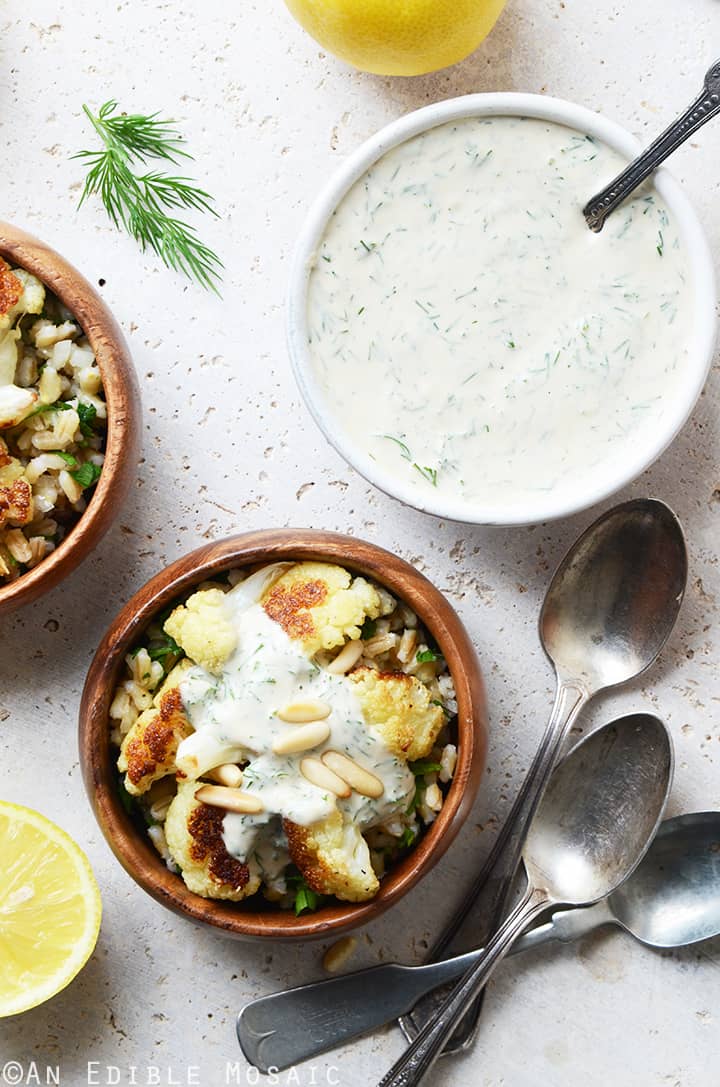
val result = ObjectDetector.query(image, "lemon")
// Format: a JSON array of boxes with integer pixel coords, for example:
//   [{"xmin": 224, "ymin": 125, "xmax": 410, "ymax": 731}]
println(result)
[
  {"xmin": 284, "ymin": 0, "xmax": 507, "ymax": 76},
  {"xmin": 0, "ymin": 802, "xmax": 102, "ymax": 1017}
]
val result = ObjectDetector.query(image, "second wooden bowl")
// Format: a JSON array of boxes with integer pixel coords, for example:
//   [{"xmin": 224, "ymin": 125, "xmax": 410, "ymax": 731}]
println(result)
[
  {"xmin": 0, "ymin": 221, "xmax": 140, "ymax": 614},
  {"xmin": 79, "ymin": 529, "xmax": 488, "ymax": 941}
]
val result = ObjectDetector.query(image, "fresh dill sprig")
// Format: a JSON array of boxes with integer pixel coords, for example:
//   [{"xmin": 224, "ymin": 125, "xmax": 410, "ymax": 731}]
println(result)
[{"xmin": 73, "ymin": 101, "xmax": 223, "ymax": 292}]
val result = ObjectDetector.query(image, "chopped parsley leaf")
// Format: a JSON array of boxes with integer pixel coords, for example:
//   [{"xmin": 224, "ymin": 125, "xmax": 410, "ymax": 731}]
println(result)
[
  {"xmin": 286, "ymin": 870, "xmax": 327, "ymax": 915},
  {"xmin": 405, "ymin": 785, "xmax": 421, "ymax": 814},
  {"xmin": 50, "ymin": 450, "xmax": 78, "ymax": 466},
  {"xmin": 400, "ymin": 826, "xmax": 417, "ymax": 849},
  {"xmin": 409, "ymin": 759, "xmax": 442, "ymax": 777},
  {"xmin": 148, "ymin": 633, "xmax": 182, "ymax": 662},
  {"xmin": 24, "ymin": 400, "xmax": 73, "ymax": 421},
  {"xmin": 70, "ymin": 461, "xmax": 102, "ymax": 488},
  {"xmin": 77, "ymin": 401, "xmax": 98, "ymax": 436},
  {"xmin": 416, "ymin": 648, "xmax": 440, "ymax": 663}
]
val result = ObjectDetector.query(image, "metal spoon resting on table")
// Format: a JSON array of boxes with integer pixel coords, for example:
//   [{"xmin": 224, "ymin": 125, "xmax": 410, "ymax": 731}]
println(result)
[
  {"xmin": 236, "ymin": 808, "xmax": 720, "ymax": 1072},
  {"xmin": 377, "ymin": 713, "xmax": 673, "ymax": 1087},
  {"xmin": 402, "ymin": 498, "xmax": 686, "ymax": 1056},
  {"xmin": 584, "ymin": 59, "xmax": 720, "ymax": 231},
  {"xmin": 239, "ymin": 717, "xmax": 674, "ymax": 1075}
]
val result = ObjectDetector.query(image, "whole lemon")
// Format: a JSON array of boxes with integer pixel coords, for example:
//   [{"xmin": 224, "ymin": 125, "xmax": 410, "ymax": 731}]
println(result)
[{"xmin": 284, "ymin": 0, "xmax": 507, "ymax": 77}]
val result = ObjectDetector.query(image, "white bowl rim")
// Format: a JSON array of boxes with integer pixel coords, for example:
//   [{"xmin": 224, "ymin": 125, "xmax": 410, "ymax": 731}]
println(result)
[{"xmin": 287, "ymin": 92, "xmax": 717, "ymax": 526}]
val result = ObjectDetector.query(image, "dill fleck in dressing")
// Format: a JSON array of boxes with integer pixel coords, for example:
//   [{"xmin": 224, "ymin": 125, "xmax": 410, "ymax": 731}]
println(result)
[
  {"xmin": 175, "ymin": 583, "xmax": 414, "ymax": 885},
  {"xmin": 306, "ymin": 116, "xmax": 693, "ymax": 516}
]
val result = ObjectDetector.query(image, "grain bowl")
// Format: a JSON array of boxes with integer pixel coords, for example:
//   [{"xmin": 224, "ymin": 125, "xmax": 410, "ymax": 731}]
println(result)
[
  {"xmin": 79, "ymin": 530, "xmax": 487, "ymax": 941},
  {"xmin": 0, "ymin": 222, "xmax": 140, "ymax": 614}
]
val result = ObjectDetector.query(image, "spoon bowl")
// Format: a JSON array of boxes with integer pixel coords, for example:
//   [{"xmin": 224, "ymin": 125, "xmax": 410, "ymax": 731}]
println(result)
[
  {"xmin": 525, "ymin": 714, "xmax": 674, "ymax": 904},
  {"xmin": 379, "ymin": 712, "xmax": 674, "ymax": 1086},
  {"xmin": 610, "ymin": 811, "xmax": 720, "ymax": 948},
  {"xmin": 404, "ymin": 498, "xmax": 687, "ymax": 1054},
  {"xmin": 540, "ymin": 499, "xmax": 687, "ymax": 693},
  {"xmin": 241, "ymin": 810, "xmax": 718, "ymax": 1073}
]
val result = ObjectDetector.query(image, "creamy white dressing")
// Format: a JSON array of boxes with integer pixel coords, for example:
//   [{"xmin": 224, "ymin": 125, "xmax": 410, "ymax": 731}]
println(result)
[
  {"xmin": 306, "ymin": 116, "xmax": 693, "ymax": 512},
  {"xmin": 175, "ymin": 574, "xmax": 414, "ymax": 885}
]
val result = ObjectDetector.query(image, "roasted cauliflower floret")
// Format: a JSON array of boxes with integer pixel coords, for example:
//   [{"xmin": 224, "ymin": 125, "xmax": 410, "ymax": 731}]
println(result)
[
  {"xmin": 118, "ymin": 663, "xmax": 194, "ymax": 796},
  {"xmin": 284, "ymin": 807, "xmax": 379, "ymax": 902},
  {"xmin": 0, "ymin": 478, "xmax": 33, "ymax": 528},
  {"xmin": 163, "ymin": 588, "xmax": 236, "ymax": 674},
  {"xmin": 262, "ymin": 561, "xmax": 384, "ymax": 655},
  {"xmin": 348, "ymin": 667, "xmax": 445, "ymax": 761},
  {"xmin": 0, "ymin": 264, "xmax": 44, "ymax": 427},
  {"xmin": 0, "ymin": 263, "xmax": 45, "ymax": 331},
  {"xmin": 153, "ymin": 659, "xmax": 193, "ymax": 705},
  {"xmin": 164, "ymin": 782, "xmax": 261, "ymax": 901},
  {"xmin": 9, "ymin": 269, "xmax": 45, "ymax": 322},
  {"xmin": 0, "ymin": 261, "xmax": 22, "ymax": 327}
]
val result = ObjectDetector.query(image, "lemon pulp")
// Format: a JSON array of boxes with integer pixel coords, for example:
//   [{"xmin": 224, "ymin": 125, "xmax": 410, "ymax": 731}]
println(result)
[{"xmin": 0, "ymin": 801, "xmax": 102, "ymax": 1017}]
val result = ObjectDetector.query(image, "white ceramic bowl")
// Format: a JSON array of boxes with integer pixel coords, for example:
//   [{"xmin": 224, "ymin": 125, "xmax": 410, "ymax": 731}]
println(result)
[{"xmin": 288, "ymin": 93, "xmax": 717, "ymax": 526}]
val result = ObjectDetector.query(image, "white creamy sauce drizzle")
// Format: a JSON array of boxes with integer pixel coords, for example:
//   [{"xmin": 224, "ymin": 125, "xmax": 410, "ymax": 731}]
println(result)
[
  {"xmin": 175, "ymin": 572, "xmax": 414, "ymax": 887},
  {"xmin": 306, "ymin": 117, "xmax": 693, "ymax": 508}
]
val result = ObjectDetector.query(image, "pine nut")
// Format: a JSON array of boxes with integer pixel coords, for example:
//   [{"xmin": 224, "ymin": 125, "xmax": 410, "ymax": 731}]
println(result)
[
  {"xmin": 194, "ymin": 785, "xmax": 264, "ymax": 814},
  {"xmin": 207, "ymin": 763, "xmax": 243, "ymax": 788},
  {"xmin": 326, "ymin": 640, "xmax": 364, "ymax": 675},
  {"xmin": 322, "ymin": 936, "xmax": 358, "ymax": 974},
  {"xmin": 277, "ymin": 699, "xmax": 332, "ymax": 723},
  {"xmin": 321, "ymin": 750, "xmax": 384, "ymax": 799},
  {"xmin": 300, "ymin": 757, "xmax": 351, "ymax": 798},
  {"xmin": 272, "ymin": 721, "xmax": 331, "ymax": 756}
]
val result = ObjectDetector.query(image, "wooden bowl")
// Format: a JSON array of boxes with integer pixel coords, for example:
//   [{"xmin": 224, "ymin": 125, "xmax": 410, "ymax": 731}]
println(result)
[
  {"xmin": 79, "ymin": 530, "xmax": 488, "ymax": 941},
  {"xmin": 0, "ymin": 221, "xmax": 140, "ymax": 614}
]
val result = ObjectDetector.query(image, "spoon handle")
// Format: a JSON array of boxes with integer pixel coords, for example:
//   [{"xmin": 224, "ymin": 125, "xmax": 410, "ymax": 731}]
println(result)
[
  {"xmin": 235, "ymin": 901, "xmax": 615, "ymax": 1073},
  {"xmin": 584, "ymin": 59, "xmax": 720, "ymax": 231},
  {"xmin": 399, "ymin": 677, "xmax": 586, "ymax": 1051},
  {"xmin": 378, "ymin": 886, "xmax": 551, "ymax": 1087}
]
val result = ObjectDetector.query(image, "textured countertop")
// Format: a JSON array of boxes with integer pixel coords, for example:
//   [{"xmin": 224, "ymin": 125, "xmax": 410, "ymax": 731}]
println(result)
[{"xmin": 1, "ymin": 2, "xmax": 720, "ymax": 1085}]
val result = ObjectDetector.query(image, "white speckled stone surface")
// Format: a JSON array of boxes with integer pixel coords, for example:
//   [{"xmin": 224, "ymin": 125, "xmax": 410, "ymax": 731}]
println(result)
[{"xmin": 1, "ymin": 2, "xmax": 720, "ymax": 1085}]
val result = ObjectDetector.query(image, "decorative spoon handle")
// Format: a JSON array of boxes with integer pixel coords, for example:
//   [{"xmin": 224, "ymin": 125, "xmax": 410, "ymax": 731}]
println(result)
[
  {"xmin": 379, "ymin": 886, "xmax": 550, "ymax": 1087},
  {"xmin": 235, "ymin": 902, "xmax": 614, "ymax": 1073},
  {"xmin": 399, "ymin": 677, "xmax": 586, "ymax": 1052},
  {"xmin": 584, "ymin": 59, "xmax": 720, "ymax": 231}
]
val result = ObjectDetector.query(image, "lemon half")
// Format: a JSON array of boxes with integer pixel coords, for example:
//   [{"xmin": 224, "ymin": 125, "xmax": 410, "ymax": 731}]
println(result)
[
  {"xmin": 284, "ymin": 0, "xmax": 507, "ymax": 77},
  {"xmin": 0, "ymin": 801, "xmax": 102, "ymax": 1017}
]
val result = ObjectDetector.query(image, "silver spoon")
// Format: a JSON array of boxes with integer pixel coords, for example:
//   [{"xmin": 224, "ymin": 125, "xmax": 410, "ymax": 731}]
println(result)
[
  {"xmin": 377, "ymin": 713, "xmax": 673, "ymax": 1087},
  {"xmin": 237, "ymin": 810, "xmax": 720, "ymax": 1072},
  {"xmin": 524, "ymin": 809, "xmax": 720, "ymax": 951},
  {"xmin": 402, "ymin": 498, "xmax": 686, "ymax": 1055},
  {"xmin": 238, "ymin": 721, "xmax": 686, "ymax": 1074},
  {"xmin": 584, "ymin": 59, "xmax": 720, "ymax": 231}
]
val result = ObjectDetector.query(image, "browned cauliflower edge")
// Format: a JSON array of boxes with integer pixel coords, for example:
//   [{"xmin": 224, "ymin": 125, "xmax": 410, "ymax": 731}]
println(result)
[
  {"xmin": 348, "ymin": 666, "xmax": 445, "ymax": 761},
  {"xmin": 283, "ymin": 808, "xmax": 379, "ymax": 903},
  {"xmin": 164, "ymin": 782, "xmax": 261, "ymax": 902}
]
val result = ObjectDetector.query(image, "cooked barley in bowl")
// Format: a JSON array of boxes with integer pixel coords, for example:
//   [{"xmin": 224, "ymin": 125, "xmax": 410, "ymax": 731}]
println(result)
[
  {"xmin": 109, "ymin": 560, "xmax": 458, "ymax": 913},
  {"xmin": 0, "ymin": 258, "xmax": 106, "ymax": 581}
]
